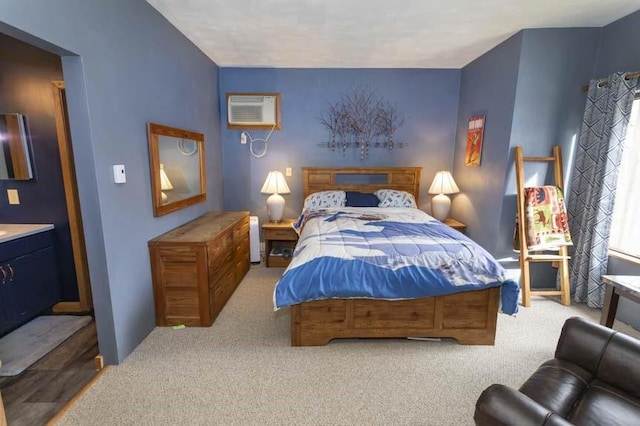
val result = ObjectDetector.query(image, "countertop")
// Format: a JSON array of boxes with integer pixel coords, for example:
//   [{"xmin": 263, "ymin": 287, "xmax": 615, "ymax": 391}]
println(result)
[{"xmin": 0, "ymin": 224, "xmax": 55, "ymax": 244}]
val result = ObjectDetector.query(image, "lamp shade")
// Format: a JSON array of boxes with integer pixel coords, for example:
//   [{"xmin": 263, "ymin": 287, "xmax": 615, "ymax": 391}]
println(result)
[
  {"xmin": 159, "ymin": 163, "xmax": 173, "ymax": 204},
  {"xmin": 428, "ymin": 171, "xmax": 460, "ymax": 195},
  {"xmin": 260, "ymin": 171, "xmax": 290, "ymax": 194},
  {"xmin": 159, "ymin": 163, "xmax": 173, "ymax": 191}
]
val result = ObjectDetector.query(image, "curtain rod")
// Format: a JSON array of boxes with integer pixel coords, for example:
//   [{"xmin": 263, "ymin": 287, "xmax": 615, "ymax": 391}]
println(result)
[{"xmin": 581, "ymin": 71, "xmax": 640, "ymax": 92}]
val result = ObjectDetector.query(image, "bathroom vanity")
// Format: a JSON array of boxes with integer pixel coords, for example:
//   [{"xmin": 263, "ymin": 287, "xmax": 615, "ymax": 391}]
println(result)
[{"xmin": 0, "ymin": 224, "xmax": 60, "ymax": 336}]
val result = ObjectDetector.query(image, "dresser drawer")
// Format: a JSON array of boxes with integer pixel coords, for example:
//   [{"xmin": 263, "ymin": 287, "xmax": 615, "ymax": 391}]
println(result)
[
  {"xmin": 208, "ymin": 231, "xmax": 233, "ymax": 266},
  {"xmin": 157, "ymin": 246, "xmax": 198, "ymax": 263},
  {"xmin": 263, "ymin": 228, "xmax": 297, "ymax": 241},
  {"xmin": 211, "ymin": 266, "xmax": 235, "ymax": 318},
  {"xmin": 233, "ymin": 217, "xmax": 250, "ymax": 242},
  {"xmin": 234, "ymin": 253, "xmax": 250, "ymax": 285},
  {"xmin": 268, "ymin": 255, "xmax": 293, "ymax": 268},
  {"xmin": 210, "ymin": 260, "xmax": 232, "ymax": 286},
  {"xmin": 235, "ymin": 238, "xmax": 249, "ymax": 258},
  {"xmin": 209, "ymin": 251, "xmax": 233, "ymax": 279}
]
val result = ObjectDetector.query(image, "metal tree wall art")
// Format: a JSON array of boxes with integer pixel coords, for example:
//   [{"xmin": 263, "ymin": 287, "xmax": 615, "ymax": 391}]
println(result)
[{"xmin": 319, "ymin": 87, "xmax": 407, "ymax": 159}]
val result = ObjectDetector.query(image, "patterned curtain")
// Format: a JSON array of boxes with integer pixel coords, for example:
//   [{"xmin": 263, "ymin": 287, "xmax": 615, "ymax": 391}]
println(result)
[{"xmin": 568, "ymin": 72, "xmax": 638, "ymax": 308}]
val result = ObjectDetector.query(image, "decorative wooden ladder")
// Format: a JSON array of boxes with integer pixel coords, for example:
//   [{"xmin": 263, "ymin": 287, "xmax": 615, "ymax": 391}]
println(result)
[{"xmin": 514, "ymin": 145, "xmax": 571, "ymax": 307}]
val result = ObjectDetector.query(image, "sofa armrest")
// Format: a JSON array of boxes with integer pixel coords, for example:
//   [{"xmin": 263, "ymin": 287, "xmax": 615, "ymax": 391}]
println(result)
[{"xmin": 474, "ymin": 384, "xmax": 574, "ymax": 426}]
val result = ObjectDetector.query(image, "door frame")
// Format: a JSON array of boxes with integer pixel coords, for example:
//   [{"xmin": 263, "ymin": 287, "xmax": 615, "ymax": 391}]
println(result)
[{"xmin": 50, "ymin": 80, "xmax": 93, "ymax": 312}]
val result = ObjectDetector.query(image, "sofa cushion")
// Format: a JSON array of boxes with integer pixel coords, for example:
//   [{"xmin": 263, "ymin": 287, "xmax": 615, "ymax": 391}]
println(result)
[
  {"xmin": 597, "ymin": 332, "xmax": 640, "ymax": 400},
  {"xmin": 555, "ymin": 317, "xmax": 613, "ymax": 375},
  {"xmin": 519, "ymin": 359, "xmax": 592, "ymax": 417},
  {"xmin": 568, "ymin": 380, "xmax": 640, "ymax": 426}
]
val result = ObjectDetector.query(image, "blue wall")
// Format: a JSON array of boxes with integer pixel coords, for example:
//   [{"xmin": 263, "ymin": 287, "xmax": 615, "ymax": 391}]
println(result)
[
  {"xmin": 594, "ymin": 9, "xmax": 640, "ymax": 77},
  {"xmin": 451, "ymin": 32, "xmax": 522, "ymax": 255},
  {"xmin": 452, "ymin": 28, "xmax": 600, "ymax": 262},
  {"xmin": 502, "ymin": 28, "xmax": 601, "ymax": 287},
  {"xmin": 501, "ymin": 28, "xmax": 600, "ymax": 257},
  {"xmin": 0, "ymin": 0, "xmax": 222, "ymax": 363},
  {"xmin": 454, "ymin": 15, "xmax": 640, "ymax": 303},
  {"xmin": 593, "ymin": 9, "xmax": 640, "ymax": 327},
  {"xmin": 219, "ymin": 68, "xmax": 461, "ymax": 225}
]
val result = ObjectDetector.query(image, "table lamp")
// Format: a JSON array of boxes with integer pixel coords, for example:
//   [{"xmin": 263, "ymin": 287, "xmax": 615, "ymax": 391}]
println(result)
[
  {"xmin": 428, "ymin": 171, "xmax": 460, "ymax": 221},
  {"xmin": 159, "ymin": 163, "xmax": 173, "ymax": 204},
  {"xmin": 261, "ymin": 170, "xmax": 290, "ymax": 222}
]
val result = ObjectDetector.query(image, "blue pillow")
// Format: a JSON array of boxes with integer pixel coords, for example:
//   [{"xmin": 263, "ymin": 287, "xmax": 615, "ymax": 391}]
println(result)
[{"xmin": 345, "ymin": 191, "xmax": 380, "ymax": 207}]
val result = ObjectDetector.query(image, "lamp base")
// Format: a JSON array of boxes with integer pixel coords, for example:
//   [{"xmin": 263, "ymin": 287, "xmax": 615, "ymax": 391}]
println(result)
[
  {"xmin": 431, "ymin": 193, "xmax": 451, "ymax": 221},
  {"xmin": 161, "ymin": 191, "xmax": 168, "ymax": 204},
  {"xmin": 266, "ymin": 193, "xmax": 285, "ymax": 222}
]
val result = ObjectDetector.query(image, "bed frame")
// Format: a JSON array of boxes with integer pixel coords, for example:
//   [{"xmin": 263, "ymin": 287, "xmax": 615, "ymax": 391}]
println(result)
[{"xmin": 290, "ymin": 167, "xmax": 500, "ymax": 346}]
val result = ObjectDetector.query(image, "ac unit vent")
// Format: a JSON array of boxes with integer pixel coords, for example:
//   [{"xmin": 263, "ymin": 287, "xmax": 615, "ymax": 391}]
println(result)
[
  {"xmin": 228, "ymin": 95, "xmax": 276, "ymax": 126},
  {"xmin": 230, "ymin": 105, "xmax": 264, "ymax": 123},
  {"xmin": 230, "ymin": 95, "xmax": 265, "ymax": 103}
]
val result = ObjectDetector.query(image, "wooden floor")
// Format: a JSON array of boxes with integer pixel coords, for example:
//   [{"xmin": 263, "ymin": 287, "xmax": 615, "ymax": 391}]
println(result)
[{"xmin": 0, "ymin": 320, "xmax": 99, "ymax": 426}]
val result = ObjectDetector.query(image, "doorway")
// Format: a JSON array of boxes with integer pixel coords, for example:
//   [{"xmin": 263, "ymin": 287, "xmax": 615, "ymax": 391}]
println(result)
[{"xmin": 0, "ymin": 32, "xmax": 100, "ymax": 425}]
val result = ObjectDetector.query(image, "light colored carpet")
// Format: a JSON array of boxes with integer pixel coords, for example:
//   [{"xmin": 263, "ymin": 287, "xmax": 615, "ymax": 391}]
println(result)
[
  {"xmin": 0, "ymin": 315, "xmax": 92, "ymax": 376},
  {"xmin": 57, "ymin": 267, "xmax": 639, "ymax": 425}
]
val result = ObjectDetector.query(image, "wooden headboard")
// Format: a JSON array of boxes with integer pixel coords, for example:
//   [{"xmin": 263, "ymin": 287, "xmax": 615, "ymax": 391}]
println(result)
[{"xmin": 302, "ymin": 167, "xmax": 422, "ymax": 204}]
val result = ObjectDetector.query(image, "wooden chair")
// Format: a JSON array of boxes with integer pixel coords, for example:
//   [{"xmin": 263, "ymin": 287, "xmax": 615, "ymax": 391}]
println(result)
[{"xmin": 514, "ymin": 145, "xmax": 571, "ymax": 307}]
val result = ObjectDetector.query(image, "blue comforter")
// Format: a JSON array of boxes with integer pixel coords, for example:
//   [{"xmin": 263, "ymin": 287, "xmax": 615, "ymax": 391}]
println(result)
[{"xmin": 273, "ymin": 207, "xmax": 519, "ymax": 314}]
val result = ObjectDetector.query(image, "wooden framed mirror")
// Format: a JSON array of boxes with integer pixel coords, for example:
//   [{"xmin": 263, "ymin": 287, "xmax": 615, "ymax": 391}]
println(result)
[{"xmin": 147, "ymin": 122, "xmax": 206, "ymax": 217}]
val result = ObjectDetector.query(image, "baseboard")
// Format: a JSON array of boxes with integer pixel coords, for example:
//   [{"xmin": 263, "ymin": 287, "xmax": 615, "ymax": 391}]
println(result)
[
  {"xmin": 45, "ymin": 365, "xmax": 110, "ymax": 425},
  {"xmin": 94, "ymin": 355, "xmax": 104, "ymax": 370},
  {"xmin": 52, "ymin": 302, "xmax": 85, "ymax": 313},
  {"xmin": 0, "ymin": 391, "xmax": 6, "ymax": 426}
]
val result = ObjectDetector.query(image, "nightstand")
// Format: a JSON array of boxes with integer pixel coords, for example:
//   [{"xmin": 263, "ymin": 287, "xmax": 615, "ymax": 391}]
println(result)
[
  {"xmin": 262, "ymin": 219, "xmax": 298, "ymax": 267},
  {"xmin": 444, "ymin": 218, "xmax": 467, "ymax": 233}
]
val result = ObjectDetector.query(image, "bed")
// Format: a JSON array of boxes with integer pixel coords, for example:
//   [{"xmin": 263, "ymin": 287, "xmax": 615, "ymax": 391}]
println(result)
[{"xmin": 274, "ymin": 167, "xmax": 518, "ymax": 346}]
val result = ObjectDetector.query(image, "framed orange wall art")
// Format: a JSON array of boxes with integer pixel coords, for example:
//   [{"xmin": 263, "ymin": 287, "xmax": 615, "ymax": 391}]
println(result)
[{"xmin": 465, "ymin": 115, "xmax": 485, "ymax": 167}]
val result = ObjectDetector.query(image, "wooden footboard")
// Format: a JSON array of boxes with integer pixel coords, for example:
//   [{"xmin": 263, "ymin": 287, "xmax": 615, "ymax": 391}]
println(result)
[{"xmin": 290, "ymin": 287, "xmax": 500, "ymax": 346}]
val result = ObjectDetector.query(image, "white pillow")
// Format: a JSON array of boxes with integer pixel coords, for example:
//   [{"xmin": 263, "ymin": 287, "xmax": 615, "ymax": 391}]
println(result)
[
  {"xmin": 375, "ymin": 189, "xmax": 417, "ymax": 208},
  {"xmin": 303, "ymin": 190, "xmax": 346, "ymax": 212}
]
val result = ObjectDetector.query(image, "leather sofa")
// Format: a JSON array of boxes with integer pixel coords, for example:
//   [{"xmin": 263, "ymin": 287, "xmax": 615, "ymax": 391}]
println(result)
[{"xmin": 474, "ymin": 316, "xmax": 640, "ymax": 425}]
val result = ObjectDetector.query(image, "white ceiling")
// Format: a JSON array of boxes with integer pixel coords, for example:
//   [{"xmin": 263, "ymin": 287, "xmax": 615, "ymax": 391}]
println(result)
[{"xmin": 146, "ymin": 0, "xmax": 640, "ymax": 68}]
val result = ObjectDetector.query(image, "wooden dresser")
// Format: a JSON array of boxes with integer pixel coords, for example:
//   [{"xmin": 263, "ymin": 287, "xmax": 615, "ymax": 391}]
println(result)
[{"xmin": 148, "ymin": 211, "xmax": 250, "ymax": 327}]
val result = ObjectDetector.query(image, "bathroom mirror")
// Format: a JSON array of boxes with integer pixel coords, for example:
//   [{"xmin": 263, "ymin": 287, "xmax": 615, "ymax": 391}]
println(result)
[
  {"xmin": 147, "ymin": 122, "xmax": 206, "ymax": 217},
  {"xmin": 0, "ymin": 113, "xmax": 35, "ymax": 180}
]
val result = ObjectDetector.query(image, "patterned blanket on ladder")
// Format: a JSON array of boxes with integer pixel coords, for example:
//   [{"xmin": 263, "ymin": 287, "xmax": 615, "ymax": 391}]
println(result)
[{"xmin": 521, "ymin": 186, "xmax": 572, "ymax": 251}]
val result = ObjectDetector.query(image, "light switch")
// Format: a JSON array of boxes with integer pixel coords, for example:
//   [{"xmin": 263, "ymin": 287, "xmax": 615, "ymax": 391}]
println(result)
[
  {"xmin": 285, "ymin": 167, "xmax": 292, "ymax": 177},
  {"xmin": 113, "ymin": 165, "xmax": 126, "ymax": 184},
  {"xmin": 7, "ymin": 189, "xmax": 20, "ymax": 205}
]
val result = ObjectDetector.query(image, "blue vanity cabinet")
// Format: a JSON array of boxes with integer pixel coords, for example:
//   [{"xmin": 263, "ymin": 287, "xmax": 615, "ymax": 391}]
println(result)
[
  {"xmin": 0, "ymin": 272, "xmax": 11, "ymax": 334},
  {"xmin": 0, "ymin": 229, "xmax": 61, "ymax": 336}
]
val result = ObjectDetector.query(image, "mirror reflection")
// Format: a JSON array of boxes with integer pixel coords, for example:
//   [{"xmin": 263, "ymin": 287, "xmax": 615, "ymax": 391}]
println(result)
[
  {"xmin": 158, "ymin": 134, "xmax": 202, "ymax": 203},
  {"xmin": 147, "ymin": 123, "xmax": 206, "ymax": 217},
  {"xmin": 0, "ymin": 113, "xmax": 35, "ymax": 180}
]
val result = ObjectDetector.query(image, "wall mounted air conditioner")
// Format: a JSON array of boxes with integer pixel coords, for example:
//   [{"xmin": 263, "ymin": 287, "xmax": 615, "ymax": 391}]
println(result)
[{"xmin": 227, "ymin": 94, "xmax": 277, "ymax": 126}]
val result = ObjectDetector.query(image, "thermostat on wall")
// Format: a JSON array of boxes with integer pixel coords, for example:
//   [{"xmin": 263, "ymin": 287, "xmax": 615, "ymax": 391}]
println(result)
[{"xmin": 113, "ymin": 164, "xmax": 126, "ymax": 184}]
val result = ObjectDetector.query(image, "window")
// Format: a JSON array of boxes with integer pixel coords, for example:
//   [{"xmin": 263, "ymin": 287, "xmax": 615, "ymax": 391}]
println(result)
[{"xmin": 610, "ymin": 95, "xmax": 640, "ymax": 259}]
